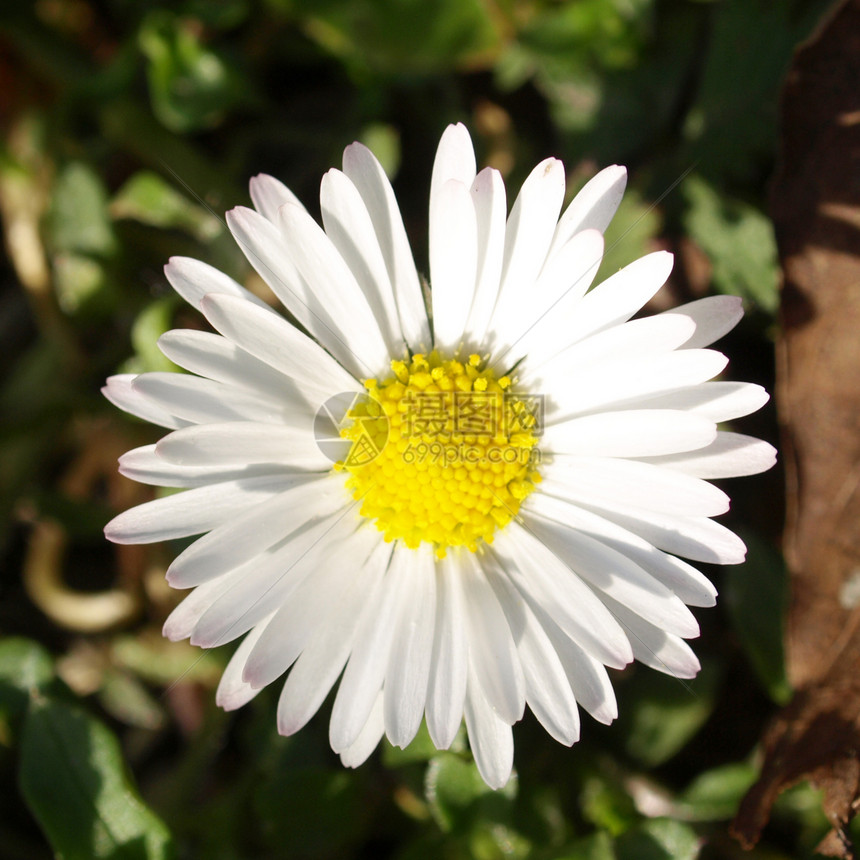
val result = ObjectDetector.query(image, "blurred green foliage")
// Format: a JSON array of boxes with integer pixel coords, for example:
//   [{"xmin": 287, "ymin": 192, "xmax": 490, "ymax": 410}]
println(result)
[{"xmin": 0, "ymin": 0, "xmax": 836, "ymax": 857}]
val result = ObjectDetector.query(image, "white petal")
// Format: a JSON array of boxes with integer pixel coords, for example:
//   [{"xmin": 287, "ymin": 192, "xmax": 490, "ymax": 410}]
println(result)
[
  {"xmin": 603, "ymin": 597, "xmax": 701, "ymax": 678},
  {"xmin": 163, "ymin": 255, "xmax": 272, "ymax": 313},
  {"xmin": 215, "ymin": 613, "xmax": 276, "ymax": 711},
  {"xmin": 460, "ymin": 554, "xmax": 524, "ymax": 725},
  {"xmin": 155, "ymin": 421, "xmax": 330, "ymax": 470},
  {"xmin": 131, "ymin": 372, "xmax": 288, "ymax": 426},
  {"xmin": 277, "ymin": 539, "xmax": 391, "ymax": 736},
  {"xmin": 523, "ymin": 504, "xmax": 699, "ymax": 638},
  {"xmin": 528, "ymin": 494, "xmax": 718, "ymax": 607},
  {"xmin": 527, "ymin": 312, "xmax": 694, "ymax": 383},
  {"xmin": 278, "ymin": 203, "xmax": 389, "ymax": 377},
  {"xmin": 227, "ymin": 206, "xmax": 367, "ymax": 375},
  {"xmin": 102, "ymin": 375, "xmax": 188, "ymax": 430},
  {"xmin": 166, "ymin": 474, "xmax": 346, "ymax": 587},
  {"xmin": 463, "ymin": 167, "xmax": 506, "ymax": 347},
  {"xmin": 663, "ymin": 295, "xmax": 744, "ymax": 349},
  {"xmin": 200, "ymin": 292, "xmax": 360, "ymax": 402},
  {"xmin": 540, "ymin": 455, "xmax": 730, "ymax": 518},
  {"xmin": 321, "ymin": 168, "xmax": 406, "ymax": 356},
  {"xmin": 628, "ymin": 381, "xmax": 770, "ymax": 423},
  {"xmin": 464, "ymin": 664, "xmax": 514, "ymax": 790},
  {"xmin": 157, "ymin": 329, "xmax": 297, "ymax": 398},
  {"xmin": 384, "ymin": 543, "xmax": 436, "ymax": 748},
  {"xmin": 542, "ymin": 621, "xmax": 618, "ymax": 724},
  {"xmin": 104, "ymin": 475, "xmax": 291, "ymax": 545},
  {"xmin": 340, "ymin": 690, "xmax": 385, "ymax": 768},
  {"xmin": 541, "ymin": 349, "xmax": 729, "ymax": 421},
  {"xmin": 162, "ymin": 574, "xmax": 238, "ymax": 642},
  {"xmin": 426, "ymin": 553, "xmax": 469, "ymax": 749},
  {"xmin": 502, "ymin": 229, "xmax": 604, "ymax": 367},
  {"xmin": 490, "ymin": 159, "xmax": 566, "ymax": 345},
  {"xmin": 489, "ymin": 570, "xmax": 579, "ymax": 745},
  {"xmin": 190, "ymin": 510, "xmax": 355, "ymax": 647},
  {"xmin": 430, "ymin": 123, "xmax": 477, "ymax": 194},
  {"xmin": 533, "ymin": 251, "xmax": 673, "ymax": 368},
  {"xmin": 329, "ymin": 544, "xmax": 414, "ymax": 753},
  {"xmin": 249, "ymin": 173, "xmax": 305, "ymax": 222},
  {"xmin": 430, "ymin": 179, "xmax": 478, "ymax": 351},
  {"xmin": 342, "ymin": 142, "xmax": 429, "ymax": 350},
  {"xmin": 492, "ymin": 524, "xmax": 632, "ymax": 668},
  {"xmin": 580, "ymin": 499, "xmax": 747, "ymax": 565},
  {"xmin": 243, "ymin": 528, "xmax": 379, "ymax": 689},
  {"xmin": 548, "ymin": 165, "xmax": 627, "ymax": 256},
  {"xmin": 542, "ymin": 410, "xmax": 717, "ymax": 458},
  {"xmin": 118, "ymin": 444, "xmax": 282, "ymax": 489},
  {"xmin": 640, "ymin": 431, "xmax": 778, "ymax": 479}
]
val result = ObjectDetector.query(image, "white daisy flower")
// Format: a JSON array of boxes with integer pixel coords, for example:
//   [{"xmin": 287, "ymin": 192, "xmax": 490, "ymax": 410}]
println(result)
[{"xmin": 104, "ymin": 124, "xmax": 776, "ymax": 789}]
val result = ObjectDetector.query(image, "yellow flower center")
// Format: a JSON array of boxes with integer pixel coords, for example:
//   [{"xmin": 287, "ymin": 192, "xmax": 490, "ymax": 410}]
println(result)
[{"xmin": 337, "ymin": 351, "xmax": 542, "ymax": 557}]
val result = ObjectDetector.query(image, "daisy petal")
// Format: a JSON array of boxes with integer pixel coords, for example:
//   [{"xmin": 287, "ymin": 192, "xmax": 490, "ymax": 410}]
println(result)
[
  {"xmin": 540, "ymin": 455, "xmax": 730, "ymax": 518},
  {"xmin": 549, "ymin": 165, "xmax": 627, "ymax": 255},
  {"xmin": 277, "ymin": 540, "xmax": 391, "ymax": 737},
  {"xmin": 426, "ymin": 554, "xmax": 469, "ymax": 750},
  {"xmin": 215, "ymin": 613, "xmax": 276, "ymax": 711},
  {"xmin": 165, "ymin": 474, "xmax": 346, "ymax": 587},
  {"xmin": 493, "ymin": 525, "xmax": 633, "ymax": 668},
  {"xmin": 663, "ymin": 295, "xmax": 744, "ymax": 349},
  {"xmin": 461, "ymin": 554, "xmax": 524, "ymax": 725},
  {"xmin": 604, "ymin": 597, "xmax": 701, "ymax": 679},
  {"xmin": 340, "ymin": 690, "xmax": 385, "ymax": 768},
  {"xmin": 524, "ymin": 504, "xmax": 700, "ymax": 637},
  {"xmin": 163, "ymin": 256, "xmax": 272, "ymax": 313},
  {"xmin": 200, "ymin": 292, "xmax": 360, "ymax": 401},
  {"xmin": 463, "ymin": 167, "xmax": 506, "ymax": 347},
  {"xmin": 102, "ymin": 375, "xmax": 188, "ymax": 430},
  {"xmin": 118, "ymin": 444, "xmax": 281, "ymax": 489},
  {"xmin": 155, "ymin": 421, "xmax": 330, "ymax": 470},
  {"xmin": 384, "ymin": 543, "xmax": 436, "ymax": 748},
  {"xmin": 464, "ymin": 663, "xmax": 514, "ymax": 790},
  {"xmin": 278, "ymin": 202, "xmax": 389, "ymax": 376},
  {"xmin": 321, "ymin": 168, "xmax": 406, "ymax": 356},
  {"xmin": 243, "ymin": 528, "xmax": 379, "ymax": 689},
  {"xmin": 628, "ymin": 381, "xmax": 770, "ymax": 423},
  {"xmin": 543, "ymin": 410, "xmax": 717, "ymax": 458},
  {"xmin": 489, "ymin": 570, "xmax": 580, "ymax": 745},
  {"xmin": 249, "ymin": 173, "xmax": 306, "ymax": 222},
  {"xmin": 329, "ymin": 544, "xmax": 414, "ymax": 753},
  {"xmin": 430, "ymin": 179, "xmax": 478, "ymax": 351},
  {"xmin": 157, "ymin": 329, "xmax": 297, "ymax": 398},
  {"xmin": 342, "ymin": 142, "xmax": 429, "ymax": 350},
  {"xmin": 104, "ymin": 475, "xmax": 291, "ymax": 545},
  {"xmin": 640, "ymin": 431, "xmax": 778, "ymax": 479}
]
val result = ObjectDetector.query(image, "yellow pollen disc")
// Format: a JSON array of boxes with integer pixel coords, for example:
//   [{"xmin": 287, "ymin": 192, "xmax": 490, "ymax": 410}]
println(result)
[{"xmin": 337, "ymin": 351, "xmax": 542, "ymax": 558}]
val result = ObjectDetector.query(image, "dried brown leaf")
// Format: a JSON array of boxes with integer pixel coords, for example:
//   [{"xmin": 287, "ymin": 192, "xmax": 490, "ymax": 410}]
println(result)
[{"xmin": 731, "ymin": 1, "xmax": 860, "ymax": 855}]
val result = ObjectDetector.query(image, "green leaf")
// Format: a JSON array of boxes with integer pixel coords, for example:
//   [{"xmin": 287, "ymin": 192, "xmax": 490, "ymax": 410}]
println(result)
[
  {"xmin": 139, "ymin": 12, "xmax": 245, "ymax": 132},
  {"xmin": 127, "ymin": 297, "xmax": 181, "ymax": 374},
  {"xmin": 556, "ymin": 831, "xmax": 616, "ymax": 860},
  {"xmin": 0, "ymin": 638, "xmax": 54, "ymax": 725},
  {"xmin": 598, "ymin": 186, "xmax": 662, "ymax": 282},
  {"xmin": 49, "ymin": 162, "xmax": 117, "ymax": 257},
  {"xmin": 677, "ymin": 762, "xmax": 759, "ymax": 821},
  {"xmin": 111, "ymin": 172, "xmax": 222, "ymax": 242},
  {"xmin": 724, "ymin": 531, "xmax": 791, "ymax": 704},
  {"xmin": 580, "ymin": 771, "xmax": 638, "ymax": 836},
  {"xmin": 253, "ymin": 766, "xmax": 369, "ymax": 856},
  {"xmin": 618, "ymin": 661, "xmax": 722, "ymax": 767},
  {"xmin": 681, "ymin": 174, "xmax": 779, "ymax": 313},
  {"xmin": 615, "ymin": 818, "xmax": 699, "ymax": 860},
  {"xmin": 425, "ymin": 751, "xmax": 516, "ymax": 833},
  {"xmin": 287, "ymin": 0, "xmax": 501, "ymax": 75},
  {"xmin": 19, "ymin": 697, "xmax": 174, "ymax": 860}
]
